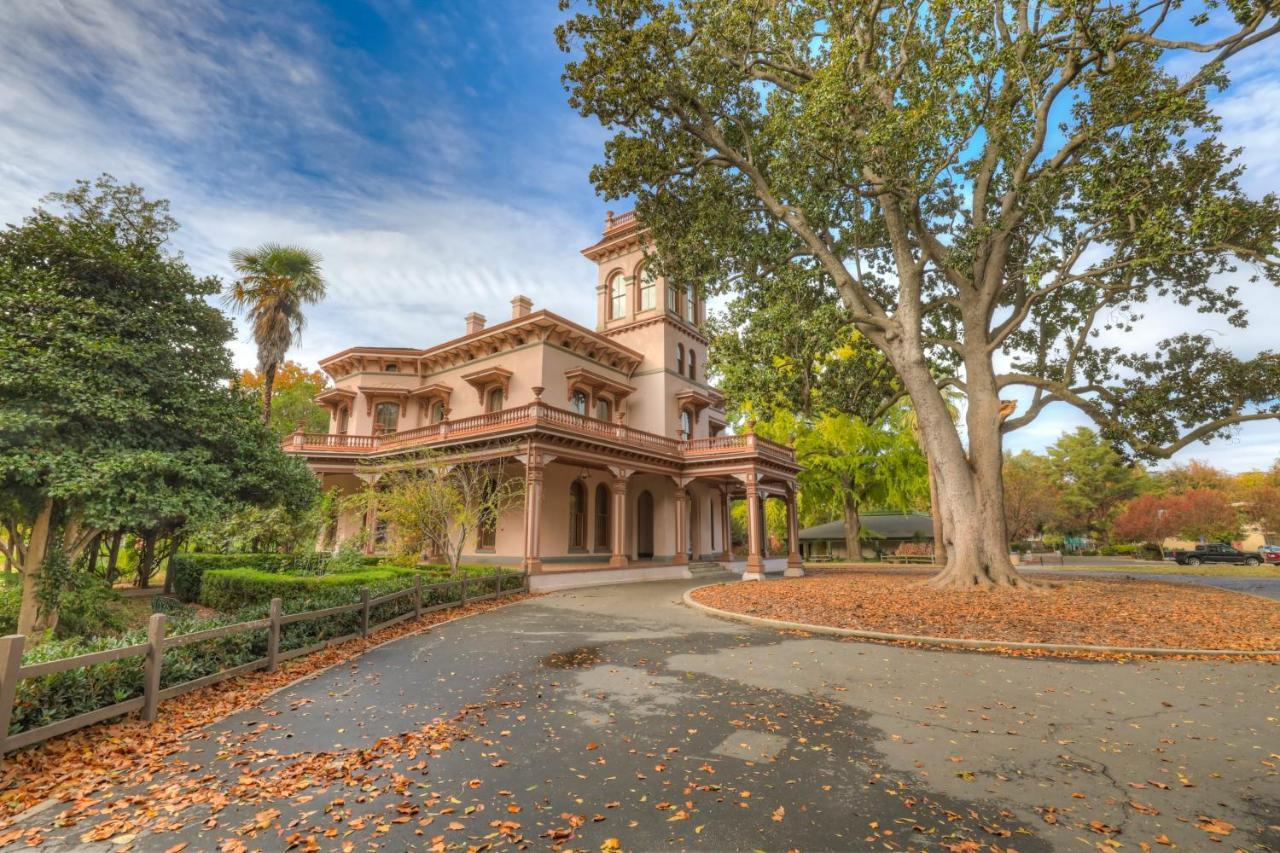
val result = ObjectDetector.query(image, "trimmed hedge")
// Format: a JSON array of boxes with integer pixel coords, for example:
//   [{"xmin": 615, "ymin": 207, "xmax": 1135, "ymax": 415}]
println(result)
[{"xmin": 170, "ymin": 552, "xmax": 383, "ymax": 603}]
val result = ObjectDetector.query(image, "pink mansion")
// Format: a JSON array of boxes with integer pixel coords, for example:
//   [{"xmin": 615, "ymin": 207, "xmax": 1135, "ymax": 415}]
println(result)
[{"xmin": 285, "ymin": 212, "xmax": 803, "ymax": 589}]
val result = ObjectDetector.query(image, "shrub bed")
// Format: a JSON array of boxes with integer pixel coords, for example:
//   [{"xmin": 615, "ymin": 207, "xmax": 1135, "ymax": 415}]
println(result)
[{"xmin": 170, "ymin": 552, "xmax": 384, "ymax": 603}]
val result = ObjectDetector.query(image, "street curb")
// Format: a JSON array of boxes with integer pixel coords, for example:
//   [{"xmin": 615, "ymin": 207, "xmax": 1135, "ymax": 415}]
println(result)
[{"xmin": 681, "ymin": 583, "xmax": 1280, "ymax": 659}]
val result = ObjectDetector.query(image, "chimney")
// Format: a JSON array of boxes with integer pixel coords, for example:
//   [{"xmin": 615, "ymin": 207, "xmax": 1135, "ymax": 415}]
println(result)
[
  {"xmin": 465, "ymin": 312, "xmax": 486, "ymax": 335},
  {"xmin": 511, "ymin": 294, "xmax": 533, "ymax": 319}
]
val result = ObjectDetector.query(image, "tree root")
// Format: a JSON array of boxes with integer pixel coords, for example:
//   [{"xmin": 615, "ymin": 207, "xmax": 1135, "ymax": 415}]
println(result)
[{"xmin": 924, "ymin": 565, "xmax": 1054, "ymax": 591}]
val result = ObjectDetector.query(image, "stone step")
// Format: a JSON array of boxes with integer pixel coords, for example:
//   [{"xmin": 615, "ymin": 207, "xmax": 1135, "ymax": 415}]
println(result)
[{"xmin": 688, "ymin": 561, "xmax": 733, "ymax": 579}]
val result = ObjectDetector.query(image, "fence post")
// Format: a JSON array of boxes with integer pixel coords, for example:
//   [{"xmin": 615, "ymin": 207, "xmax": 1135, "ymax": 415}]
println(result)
[
  {"xmin": 460, "ymin": 573, "xmax": 468, "ymax": 605},
  {"xmin": 414, "ymin": 575, "xmax": 423, "ymax": 620},
  {"xmin": 0, "ymin": 635, "xmax": 26, "ymax": 757},
  {"xmin": 143, "ymin": 613, "xmax": 166, "ymax": 722},
  {"xmin": 266, "ymin": 597, "xmax": 282, "ymax": 672},
  {"xmin": 360, "ymin": 587, "xmax": 370, "ymax": 637},
  {"xmin": 493, "ymin": 564, "xmax": 501, "ymax": 597}
]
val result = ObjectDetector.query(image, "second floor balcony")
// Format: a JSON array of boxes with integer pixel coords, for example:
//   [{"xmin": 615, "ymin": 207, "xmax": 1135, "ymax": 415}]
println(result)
[{"xmin": 283, "ymin": 400, "xmax": 797, "ymax": 468}]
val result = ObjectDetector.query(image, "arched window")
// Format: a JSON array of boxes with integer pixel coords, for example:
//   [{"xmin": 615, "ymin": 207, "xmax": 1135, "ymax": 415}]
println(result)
[
  {"xmin": 676, "ymin": 343, "xmax": 684, "ymax": 375},
  {"xmin": 637, "ymin": 265, "xmax": 657, "ymax": 311},
  {"xmin": 374, "ymin": 401, "xmax": 399, "ymax": 432},
  {"xmin": 570, "ymin": 389, "xmax": 588, "ymax": 415},
  {"xmin": 486, "ymin": 386, "xmax": 504, "ymax": 413},
  {"xmin": 337, "ymin": 406, "xmax": 349, "ymax": 434},
  {"xmin": 687, "ymin": 350, "xmax": 696, "ymax": 381},
  {"xmin": 594, "ymin": 396, "xmax": 612, "ymax": 422},
  {"xmin": 428, "ymin": 400, "xmax": 445, "ymax": 424},
  {"xmin": 684, "ymin": 283, "xmax": 696, "ymax": 323},
  {"xmin": 594, "ymin": 483, "xmax": 610, "ymax": 551},
  {"xmin": 679, "ymin": 408, "xmax": 693, "ymax": 440},
  {"xmin": 568, "ymin": 481, "xmax": 587, "ymax": 550},
  {"xmin": 609, "ymin": 273, "xmax": 626, "ymax": 319}
]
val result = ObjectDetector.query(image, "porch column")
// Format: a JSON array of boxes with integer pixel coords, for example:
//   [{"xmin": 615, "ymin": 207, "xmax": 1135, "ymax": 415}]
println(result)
[
  {"xmin": 720, "ymin": 488, "xmax": 733, "ymax": 562},
  {"xmin": 784, "ymin": 488, "xmax": 805, "ymax": 577},
  {"xmin": 610, "ymin": 470, "xmax": 630, "ymax": 568},
  {"xmin": 522, "ymin": 453, "xmax": 546, "ymax": 573},
  {"xmin": 743, "ymin": 474, "xmax": 765, "ymax": 580},
  {"xmin": 674, "ymin": 485, "xmax": 689, "ymax": 565}
]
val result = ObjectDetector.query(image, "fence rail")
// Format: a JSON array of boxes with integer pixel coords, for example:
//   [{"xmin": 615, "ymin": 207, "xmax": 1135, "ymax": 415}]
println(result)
[{"xmin": 0, "ymin": 567, "xmax": 526, "ymax": 758}]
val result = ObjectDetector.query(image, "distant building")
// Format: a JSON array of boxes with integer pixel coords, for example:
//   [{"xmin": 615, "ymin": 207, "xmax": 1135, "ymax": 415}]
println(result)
[
  {"xmin": 284, "ymin": 211, "xmax": 803, "ymax": 589},
  {"xmin": 799, "ymin": 512, "xmax": 934, "ymax": 561}
]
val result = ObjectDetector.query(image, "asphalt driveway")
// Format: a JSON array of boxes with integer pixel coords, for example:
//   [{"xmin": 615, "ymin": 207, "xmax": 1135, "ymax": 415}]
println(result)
[{"xmin": 14, "ymin": 579, "xmax": 1280, "ymax": 851}]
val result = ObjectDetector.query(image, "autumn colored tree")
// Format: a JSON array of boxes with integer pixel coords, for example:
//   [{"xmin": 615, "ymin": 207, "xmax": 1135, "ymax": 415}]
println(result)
[
  {"xmin": 225, "ymin": 244, "xmax": 327, "ymax": 425},
  {"xmin": 1111, "ymin": 494, "xmax": 1178, "ymax": 555},
  {"xmin": 1168, "ymin": 488, "xmax": 1242, "ymax": 543},
  {"xmin": 1245, "ymin": 485, "xmax": 1280, "ymax": 539},
  {"xmin": 559, "ymin": 0, "xmax": 1280, "ymax": 588},
  {"xmin": 239, "ymin": 360, "xmax": 331, "ymax": 438},
  {"xmin": 1002, "ymin": 451, "xmax": 1062, "ymax": 543},
  {"xmin": 1157, "ymin": 460, "xmax": 1231, "ymax": 494}
]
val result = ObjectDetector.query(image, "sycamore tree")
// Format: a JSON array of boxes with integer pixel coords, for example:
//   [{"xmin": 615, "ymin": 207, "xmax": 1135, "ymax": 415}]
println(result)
[
  {"xmin": 0, "ymin": 176, "xmax": 317, "ymax": 633},
  {"xmin": 559, "ymin": 0, "xmax": 1280, "ymax": 588}
]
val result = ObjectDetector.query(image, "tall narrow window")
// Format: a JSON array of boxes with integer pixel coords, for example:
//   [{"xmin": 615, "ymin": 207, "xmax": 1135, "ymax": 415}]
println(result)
[
  {"xmin": 594, "ymin": 483, "xmax": 611, "ymax": 551},
  {"xmin": 374, "ymin": 401, "xmax": 399, "ymax": 432},
  {"xmin": 570, "ymin": 389, "xmax": 588, "ymax": 415},
  {"xmin": 487, "ymin": 387, "xmax": 504, "ymax": 413},
  {"xmin": 638, "ymin": 265, "xmax": 656, "ymax": 310},
  {"xmin": 687, "ymin": 350, "xmax": 696, "ymax": 380},
  {"xmin": 667, "ymin": 282, "xmax": 678, "ymax": 312},
  {"xmin": 568, "ymin": 481, "xmax": 587, "ymax": 550},
  {"xmin": 684, "ymin": 284, "xmax": 696, "ymax": 323},
  {"xmin": 428, "ymin": 400, "xmax": 445, "ymax": 424},
  {"xmin": 679, "ymin": 409, "xmax": 693, "ymax": 440},
  {"xmin": 337, "ymin": 406, "xmax": 349, "ymax": 434},
  {"xmin": 609, "ymin": 273, "xmax": 626, "ymax": 319},
  {"xmin": 676, "ymin": 343, "xmax": 684, "ymax": 375},
  {"xmin": 594, "ymin": 397, "xmax": 612, "ymax": 422}
]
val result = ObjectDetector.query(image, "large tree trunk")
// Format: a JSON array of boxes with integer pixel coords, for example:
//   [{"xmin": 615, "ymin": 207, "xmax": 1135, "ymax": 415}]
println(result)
[
  {"xmin": 842, "ymin": 492, "xmax": 861, "ymax": 561},
  {"xmin": 262, "ymin": 361, "xmax": 277, "ymax": 425},
  {"xmin": 16, "ymin": 499, "xmax": 54, "ymax": 636},
  {"xmin": 137, "ymin": 529, "xmax": 157, "ymax": 589},
  {"xmin": 889, "ymin": 352, "xmax": 1030, "ymax": 589},
  {"xmin": 106, "ymin": 530, "xmax": 123, "ymax": 586}
]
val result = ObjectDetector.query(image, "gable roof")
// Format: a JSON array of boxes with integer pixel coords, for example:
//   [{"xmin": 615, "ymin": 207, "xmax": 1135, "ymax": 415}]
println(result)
[{"xmin": 799, "ymin": 512, "xmax": 934, "ymax": 541}]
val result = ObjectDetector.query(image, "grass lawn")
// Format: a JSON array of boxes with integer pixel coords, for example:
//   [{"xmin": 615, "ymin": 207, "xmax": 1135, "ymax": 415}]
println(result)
[{"xmin": 1033, "ymin": 562, "xmax": 1280, "ymax": 578}]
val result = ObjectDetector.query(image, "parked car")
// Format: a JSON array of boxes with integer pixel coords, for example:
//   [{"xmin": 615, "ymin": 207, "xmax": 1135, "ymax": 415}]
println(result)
[
  {"xmin": 1258, "ymin": 545, "xmax": 1280, "ymax": 565},
  {"xmin": 1169, "ymin": 543, "xmax": 1262, "ymax": 566}
]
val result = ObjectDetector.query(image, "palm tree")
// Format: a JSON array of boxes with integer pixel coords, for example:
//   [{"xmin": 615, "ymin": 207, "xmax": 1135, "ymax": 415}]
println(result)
[{"xmin": 225, "ymin": 244, "xmax": 327, "ymax": 424}]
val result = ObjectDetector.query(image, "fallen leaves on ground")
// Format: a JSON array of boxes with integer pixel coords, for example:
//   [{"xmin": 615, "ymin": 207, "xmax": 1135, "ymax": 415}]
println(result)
[
  {"xmin": 0, "ymin": 594, "xmax": 533, "ymax": 824},
  {"xmin": 691, "ymin": 571, "xmax": 1279, "ymax": 656}
]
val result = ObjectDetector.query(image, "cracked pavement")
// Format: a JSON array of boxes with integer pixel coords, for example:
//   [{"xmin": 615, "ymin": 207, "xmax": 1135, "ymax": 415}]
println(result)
[{"xmin": 11, "ymin": 579, "xmax": 1280, "ymax": 851}]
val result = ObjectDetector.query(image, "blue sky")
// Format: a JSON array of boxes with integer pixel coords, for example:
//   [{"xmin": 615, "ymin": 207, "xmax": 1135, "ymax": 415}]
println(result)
[{"xmin": 1, "ymin": 0, "xmax": 1276, "ymax": 471}]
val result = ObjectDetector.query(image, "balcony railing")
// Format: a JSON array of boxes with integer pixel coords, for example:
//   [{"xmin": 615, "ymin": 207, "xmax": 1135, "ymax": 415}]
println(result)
[{"xmin": 285, "ymin": 402, "xmax": 795, "ymax": 464}]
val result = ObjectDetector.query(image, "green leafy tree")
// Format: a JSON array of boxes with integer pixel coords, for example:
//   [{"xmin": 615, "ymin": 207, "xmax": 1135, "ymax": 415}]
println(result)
[
  {"xmin": 0, "ymin": 176, "xmax": 317, "ymax": 633},
  {"xmin": 1046, "ymin": 428, "xmax": 1146, "ymax": 542},
  {"xmin": 759, "ymin": 409, "xmax": 928, "ymax": 558},
  {"xmin": 226, "ymin": 244, "xmax": 327, "ymax": 425},
  {"xmin": 558, "ymin": 0, "xmax": 1280, "ymax": 588}
]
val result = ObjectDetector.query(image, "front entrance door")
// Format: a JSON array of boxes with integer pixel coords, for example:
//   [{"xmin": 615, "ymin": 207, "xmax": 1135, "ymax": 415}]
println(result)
[{"xmin": 637, "ymin": 490, "xmax": 654, "ymax": 559}]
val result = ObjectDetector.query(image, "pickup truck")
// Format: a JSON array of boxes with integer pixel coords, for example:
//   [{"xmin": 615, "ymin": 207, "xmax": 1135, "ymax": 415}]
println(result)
[{"xmin": 1169, "ymin": 543, "xmax": 1262, "ymax": 566}]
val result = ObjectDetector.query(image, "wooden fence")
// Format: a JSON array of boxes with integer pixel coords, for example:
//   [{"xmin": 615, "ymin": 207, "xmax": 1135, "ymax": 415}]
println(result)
[{"xmin": 0, "ymin": 568, "xmax": 525, "ymax": 756}]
